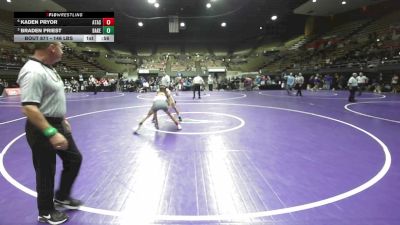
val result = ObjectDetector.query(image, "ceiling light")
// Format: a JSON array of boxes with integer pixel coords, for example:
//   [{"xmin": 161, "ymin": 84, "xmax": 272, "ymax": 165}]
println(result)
[
  {"xmin": 312, "ymin": 0, "xmax": 317, "ymax": 2},
  {"xmin": 221, "ymin": 22, "xmax": 226, "ymax": 27},
  {"xmin": 271, "ymin": 15, "xmax": 278, "ymax": 21},
  {"xmin": 147, "ymin": 0, "xmax": 156, "ymax": 4},
  {"xmin": 206, "ymin": 3, "xmax": 212, "ymax": 8},
  {"xmin": 259, "ymin": 26, "xmax": 263, "ymax": 30},
  {"xmin": 138, "ymin": 22, "xmax": 143, "ymax": 27},
  {"xmin": 7, "ymin": 0, "xmax": 12, "ymax": 2},
  {"xmin": 341, "ymin": 1, "xmax": 346, "ymax": 5},
  {"xmin": 154, "ymin": 2, "xmax": 159, "ymax": 7},
  {"xmin": 180, "ymin": 22, "xmax": 185, "ymax": 27}
]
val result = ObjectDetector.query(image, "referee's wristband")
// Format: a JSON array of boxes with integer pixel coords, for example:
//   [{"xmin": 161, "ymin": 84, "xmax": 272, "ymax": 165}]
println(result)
[{"xmin": 43, "ymin": 127, "xmax": 58, "ymax": 138}]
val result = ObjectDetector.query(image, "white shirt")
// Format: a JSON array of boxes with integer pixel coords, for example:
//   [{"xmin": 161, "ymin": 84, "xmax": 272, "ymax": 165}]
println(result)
[
  {"xmin": 357, "ymin": 75, "xmax": 368, "ymax": 84},
  {"xmin": 295, "ymin": 76, "xmax": 304, "ymax": 85},
  {"xmin": 193, "ymin": 76, "xmax": 204, "ymax": 85},
  {"xmin": 17, "ymin": 59, "xmax": 66, "ymax": 117},
  {"xmin": 348, "ymin": 76, "xmax": 358, "ymax": 87},
  {"xmin": 391, "ymin": 76, "xmax": 398, "ymax": 84},
  {"xmin": 160, "ymin": 74, "xmax": 171, "ymax": 87},
  {"xmin": 208, "ymin": 77, "xmax": 213, "ymax": 85}
]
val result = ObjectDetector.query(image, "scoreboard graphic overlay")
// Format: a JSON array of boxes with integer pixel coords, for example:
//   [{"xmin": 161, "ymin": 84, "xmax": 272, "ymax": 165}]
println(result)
[{"xmin": 14, "ymin": 12, "xmax": 114, "ymax": 42}]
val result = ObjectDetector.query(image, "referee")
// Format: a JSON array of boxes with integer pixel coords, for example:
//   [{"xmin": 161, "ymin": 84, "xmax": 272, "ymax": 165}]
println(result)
[
  {"xmin": 192, "ymin": 74, "xmax": 204, "ymax": 99},
  {"xmin": 17, "ymin": 42, "xmax": 82, "ymax": 225},
  {"xmin": 347, "ymin": 73, "xmax": 358, "ymax": 102}
]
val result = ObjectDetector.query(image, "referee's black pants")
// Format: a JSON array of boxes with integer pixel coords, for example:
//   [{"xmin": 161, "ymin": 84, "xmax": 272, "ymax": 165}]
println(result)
[
  {"xmin": 193, "ymin": 84, "xmax": 201, "ymax": 99},
  {"xmin": 295, "ymin": 84, "xmax": 302, "ymax": 96},
  {"xmin": 348, "ymin": 86, "xmax": 357, "ymax": 102},
  {"xmin": 25, "ymin": 118, "xmax": 82, "ymax": 214}
]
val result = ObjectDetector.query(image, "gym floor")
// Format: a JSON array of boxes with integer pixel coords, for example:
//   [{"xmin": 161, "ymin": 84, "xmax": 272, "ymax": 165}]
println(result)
[{"xmin": 1, "ymin": 90, "xmax": 399, "ymax": 225}]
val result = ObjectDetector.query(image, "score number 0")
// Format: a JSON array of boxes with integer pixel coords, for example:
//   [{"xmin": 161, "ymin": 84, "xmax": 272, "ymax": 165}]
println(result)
[{"xmin": 102, "ymin": 18, "xmax": 115, "ymax": 26}]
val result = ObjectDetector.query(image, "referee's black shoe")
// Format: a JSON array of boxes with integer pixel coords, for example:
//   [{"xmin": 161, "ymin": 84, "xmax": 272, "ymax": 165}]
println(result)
[
  {"xmin": 54, "ymin": 197, "xmax": 82, "ymax": 210},
  {"xmin": 38, "ymin": 210, "xmax": 68, "ymax": 224}
]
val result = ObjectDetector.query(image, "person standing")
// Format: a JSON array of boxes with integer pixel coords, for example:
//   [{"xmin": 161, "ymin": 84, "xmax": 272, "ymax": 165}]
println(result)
[
  {"xmin": 391, "ymin": 74, "xmax": 398, "ymax": 93},
  {"xmin": 192, "ymin": 75, "xmax": 204, "ymax": 99},
  {"xmin": 347, "ymin": 73, "xmax": 358, "ymax": 102},
  {"xmin": 357, "ymin": 72, "xmax": 368, "ymax": 96},
  {"xmin": 160, "ymin": 73, "xmax": 171, "ymax": 89},
  {"xmin": 0, "ymin": 78, "xmax": 5, "ymax": 95},
  {"xmin": 89, "ymin": 75, "xmax": 98, "ymax": 95},
  {"xmin": 207, "ymin": 74, "xmax": 214, "ymax": 91},
  {"xmin": 78, "ymin": 74, "xmax": 84, "ymax": 91},
  {"xmin": 244, "ymin": 77, "xmax": 253, "ymax": 91},
  {"xmin": 17, "ymin": 42, "xmax": 83, "ymax": 225},
  {"xmin": 284, "ymin": 73, "xmax": 295, "ymax": 95},
  {"xmin": 374, "ymin": 73, "xmax": 384, "ymax": 93},
  {"xmin": 295, "ymin": 73, "xmax": 304, "ymax": 96},
  {"xmin": 174, "ymin": 75, "xmax": 182, "ymax": 95}
]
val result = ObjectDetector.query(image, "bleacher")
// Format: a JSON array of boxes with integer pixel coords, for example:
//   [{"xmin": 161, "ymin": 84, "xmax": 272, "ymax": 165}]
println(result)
[
  {"xmin": 136, "ymin": 45, "xmax": 153, "ymax": 57},
  {"xmin": 61, "ymin": 54, "xmax": 102, "ymax": 74},
  {"xmin": 185, "ymin": 44, "xmax": 208, "ymax": 56},
  {"xmin": 323, "ymin": 19, "xmax": 370, "ymax": 39},
  {"xmin": 354, "ymin": 11, "xmax": 400, "ymax": 43},
  {"xmin": 0, "ymin": 20, "xmax": 13, "ymax": 39}
]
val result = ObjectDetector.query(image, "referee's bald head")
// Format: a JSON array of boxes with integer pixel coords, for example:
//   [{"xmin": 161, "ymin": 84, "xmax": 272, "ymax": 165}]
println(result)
[{"xmin": 31, "ymin": 42, "xmax": 64, "ymax": 64}]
